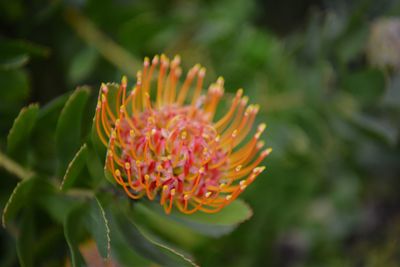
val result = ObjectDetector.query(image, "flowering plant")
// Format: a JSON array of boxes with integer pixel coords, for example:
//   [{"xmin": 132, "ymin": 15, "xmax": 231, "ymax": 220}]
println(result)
[{"xmin": 1, "ymin": 55, "xmax": 269, "ymax": 266}]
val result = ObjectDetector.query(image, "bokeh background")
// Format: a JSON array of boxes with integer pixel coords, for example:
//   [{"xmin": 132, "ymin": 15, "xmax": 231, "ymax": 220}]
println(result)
[{"xmin": 1, "ymin": 0, "xmax": 400, "ymax": 266}]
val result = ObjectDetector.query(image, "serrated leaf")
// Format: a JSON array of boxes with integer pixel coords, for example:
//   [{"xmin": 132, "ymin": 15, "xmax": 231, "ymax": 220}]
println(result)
[
  {"xmin": 16, "ymin": 210, "xmax": 34, "ymax": 267},
  {"xmin": 56, "ymin": 87, "xmax": 90, "ymax": 176},
  {"xmin": 142, "ymin": 199, "xmax": 253, "ymax": 237},
  {"xmin": 32, "ymin": 92, "xmax": 71, "ymax": 175},
  {"xmin": 86, "ymin": 141, "xmax": 107, "ymax": 187},
  {"xmin": 102, "ymin": 201, "xmax": 152, "ymax": 267},
  {"xmin": 60, "ymin": 144, "xmax": 88, "ymax": 191},
  {"xmin": 111, "ymin": 207, "xmax": 197, "ymax": 267},
  {"xmin": 84, "ymin": 198, "xmax": 110, "ymax": 260},
  {"xmin": 7, "ymin": 103, "xmax": 39, "ymax": 162},
  {"xmin": 64, "ymin": 205, "xmax": 86, "ymax": 267},
  {"xmin": 37, "ymin": 92, "xmax": 71, "ymax": 126},
  {"xmin": 2, "ymin": 177, "xmax": 53, "ymax": 228}
]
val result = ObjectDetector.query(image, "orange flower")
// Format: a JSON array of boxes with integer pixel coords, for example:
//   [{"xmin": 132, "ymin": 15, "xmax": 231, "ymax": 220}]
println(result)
[{"xmin": 95, "ymin": 55, "xmax": 271, "ymax": 214}]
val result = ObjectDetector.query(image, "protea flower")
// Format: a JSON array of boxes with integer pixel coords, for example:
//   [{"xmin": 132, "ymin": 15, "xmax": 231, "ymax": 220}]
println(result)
[{"xmin": 95, "ymin": 55, "xmax": 271, "ymax": 214}]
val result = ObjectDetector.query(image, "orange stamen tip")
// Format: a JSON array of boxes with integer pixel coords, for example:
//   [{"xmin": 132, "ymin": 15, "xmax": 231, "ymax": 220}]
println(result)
[
  {"xmin": 262, "ymin": 148, "xmax": 273, "ymax": 157},
  {"xmin": 125, "ymin": 162, "xmax": 131, "ymax": 170},
  {"xmin": 257, "ymin": 141, "xmax": 265, "ymax": 149},
  {"xmin": 240, "ymin": 180, "xmax": 247, "ymax": 190},
  {"xmin": 136, "ymin": 160, "xmax": 141, "ymax": 166},
  {"xmin": 199, "ymin": 67, "xmax": 206, "ymax": 77},
  {"xmin": 181, "ymin": 130, "xmax": 187, "ymax": 140},
  {"xmin": 115, "ymin": 169, "xmax": 121, "ymax": 176},
  {"xmin": 152, "ymin": 55, "xmax": 159, "ymax": 64},
  {"xmin": 254, "ymin": 166, "xmax": 266, "ymax": 173},
  {"xmin": 170, "ymin": 189, "xmax": 176, "ymax": 196},
  {"xmin": 121, "ymin": 76, "xmax": 128, "ymax": 86},
  {"xmin": 101, "ymin": 83, "xmax": 108, "ymax": 93},
  {"xmin": 172, "ymin": 55, "xmax": 181, "ymax": 65},
  {"xmin": 225, "ymin": 195, "xmax": 232, "ymax": 201},
  {"xmin": 236, "ymin": 89, "xmax": 243, "ymax": 97},
  {"xmin": 144, "ymin": 174, "xmax": 150, "ymax": 181},
  {"xmin": 184, "ymin": 194, "xmax": 190, "ymax": 200},
  {"xmin": 144, "ymin": 57, "xmax": 150, "ymax": 66},
  {"xmin": 129, "ymin": 130, "xmax": 135, "ymax": 137},
  {"xmin": 241, "ymin": 96, "xmax": 249, "ymax": 105},
  {"xmin": 219, "ymin": 183, "xmax": 226, "ymax": 189},
  {"xmin": 163, "ymin": 185, "xmax": 168, "ymax": 191},
  {"xmin": 231, "ymin": 130, "xmax": 238, "ymax": 138},
  {"xmin": 235, "ymin": 165, "xmax": 242, "ymax": 172},
  {"xmin": 205, "ymin": 192, "xmax": 212, "ymax": 198},
  {"xmin": 199, "ymin": 167, "xmax": 205, "ymax": 174},
  {"xmin": 253, "ymin": 104, "xmax": 260, "ymax": 113}
]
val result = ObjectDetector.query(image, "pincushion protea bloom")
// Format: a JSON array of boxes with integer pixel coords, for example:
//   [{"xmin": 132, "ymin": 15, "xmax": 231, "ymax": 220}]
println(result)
[{"xmin": 95, "ymin": 55, "xmax": 271, "ymax": 214}]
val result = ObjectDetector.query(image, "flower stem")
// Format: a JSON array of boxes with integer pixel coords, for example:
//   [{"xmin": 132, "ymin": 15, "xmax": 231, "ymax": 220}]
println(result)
[{"xmin": 0, "ymin": 151, "xmax": 34, "ymax": 180}]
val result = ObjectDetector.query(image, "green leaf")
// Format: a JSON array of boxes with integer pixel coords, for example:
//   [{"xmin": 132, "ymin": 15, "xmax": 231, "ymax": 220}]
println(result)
[
  {"xmin": 64, "ymin": 205, "xmax": 86, "ymax": 267},
  {"xmin": 2, "ymin": 177, "xmax": 53, "ymax": 227},
  {"xmin": 56, "ymin": 87, "xmax": 90, "ymax": 176},
  {"xmin": 60, "ymin": 144, "xmax": 88, "ymax": 191},
  {"xmin": 86, "ymin": 141, "xmax": 107, "ymax": 187},
  {"xmin": 84, "ymin": 198, "xmax": 110, "ymax": 259},
  {"xmin": 132, "ymin": 203, "xmax": 206, "ymax": 248},
  {"xmin": 142, "ymin": 199, "xmax": 253, "ymax": 237},
  {"xmin": 16, "ymin": 210, "xmax": 35, "ymax": 267},
  {"xmin": 0, "ymin": 69, "xmax": 29, "ymax": 103},
  {"xmin": 349, "ymin": 113, "xmax": 399, "ymax": 146},
  {"xmin": 341, "ymin": 69, "xmax": 384, "ymax": 106},
  {"xmin": 110, "ymin": 207, "xmax": 198, "ymax": 267},
  {"xmin": 104, "ymin": 204, "xmax": 153, "ymax": 267},
  {"xmin": 37, "ymin": 92, "xmax": 71, "ymax": 127},
  {"xmin": 7, "ymin": 103, "xmax": 39, "ymax": 161},
  {"xmin": 32, "ymin": 92, "xmax": 71, "ymax": 175},
  {"xmin": 68, "ymin": 47, "xmax": 98, "ymax": 83}
]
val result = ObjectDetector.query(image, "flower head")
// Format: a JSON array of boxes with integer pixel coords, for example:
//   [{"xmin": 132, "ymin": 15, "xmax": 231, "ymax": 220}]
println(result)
[{"xmin": 95, "ymin": 55, "xmax": 271, "ymax": 214}]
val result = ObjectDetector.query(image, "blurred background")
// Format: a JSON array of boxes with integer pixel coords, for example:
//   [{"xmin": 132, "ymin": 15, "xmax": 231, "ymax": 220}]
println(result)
[{"xmin": 1, "ymin": 0, "xmax": 400, "ymax": 266}]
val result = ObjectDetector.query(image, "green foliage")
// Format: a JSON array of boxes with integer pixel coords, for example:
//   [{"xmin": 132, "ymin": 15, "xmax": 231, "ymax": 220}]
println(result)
[
  {"xmin": 1, "ymin": 0, "xmax": 400, "ymax": 266},
  {"xmin": 55, "ymin": 87, "xmax": 90, "ymax": 176}
]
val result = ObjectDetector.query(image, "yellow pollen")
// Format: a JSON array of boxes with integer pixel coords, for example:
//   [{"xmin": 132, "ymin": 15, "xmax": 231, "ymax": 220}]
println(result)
[
  {"xmin": 181, "ymin": 130, "xmax": 187, "ymax": 140},
  {"xmin": 115, "ymin": 169, "xmax": 121, "ymax": 176}
]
